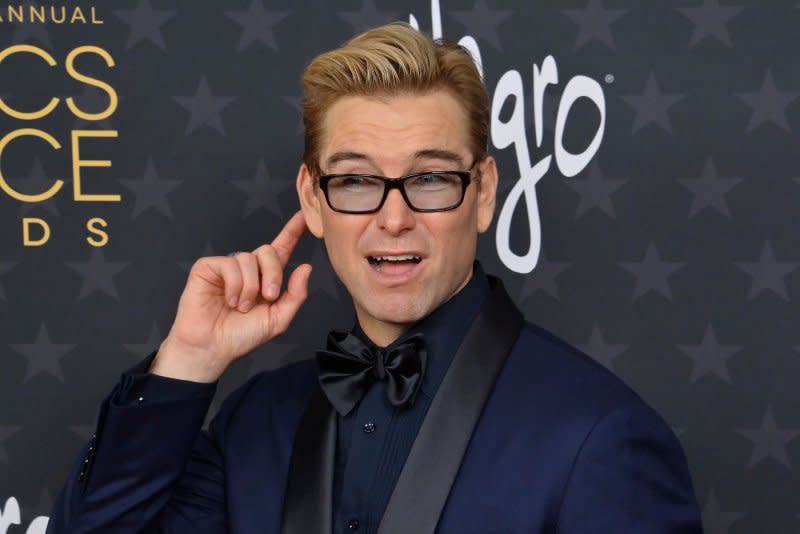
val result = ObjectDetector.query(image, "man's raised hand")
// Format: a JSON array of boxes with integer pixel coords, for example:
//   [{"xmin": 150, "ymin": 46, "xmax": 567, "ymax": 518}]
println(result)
[{"xmin": 150, "ymin": 211, "xmax": 312, "ymax": 383}]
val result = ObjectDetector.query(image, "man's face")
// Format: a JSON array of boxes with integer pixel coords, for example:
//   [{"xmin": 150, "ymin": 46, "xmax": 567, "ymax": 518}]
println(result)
[{"xmin": 298, "ymin": 90, "xmax": 497, "ymax": 345}]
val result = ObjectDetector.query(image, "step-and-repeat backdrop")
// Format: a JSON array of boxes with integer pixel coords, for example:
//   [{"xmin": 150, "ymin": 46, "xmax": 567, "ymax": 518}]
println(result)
[{"xmin": 1, "ymin": 1, "xmax": 798, "ymax": 532}]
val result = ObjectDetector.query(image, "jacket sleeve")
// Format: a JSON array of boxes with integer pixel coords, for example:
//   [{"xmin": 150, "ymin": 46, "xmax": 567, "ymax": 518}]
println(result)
[
  {"xmin": 46, "ymin": 355, "xmax": 227, "ymax": 533},
  {"xmin": 555, "ymin": 403, "xmax": 703, "ymax": 533}
]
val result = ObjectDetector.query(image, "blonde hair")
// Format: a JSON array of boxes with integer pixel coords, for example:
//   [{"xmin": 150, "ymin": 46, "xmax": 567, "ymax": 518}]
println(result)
[{"xmin": 301, "ymin": 22, "xmax": 489, "ymax": 174}]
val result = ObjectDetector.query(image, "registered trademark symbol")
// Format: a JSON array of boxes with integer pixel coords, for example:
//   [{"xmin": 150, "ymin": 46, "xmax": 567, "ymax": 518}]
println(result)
[{"xmin": 605, "ymin": 74, "xmax": 615, "ymax": 84}]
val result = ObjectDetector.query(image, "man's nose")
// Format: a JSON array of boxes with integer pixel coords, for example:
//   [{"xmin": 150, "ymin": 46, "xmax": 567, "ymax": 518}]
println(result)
[{"xmin": 375, "ymin": 188, "xmax": 416, "ymax": 234}]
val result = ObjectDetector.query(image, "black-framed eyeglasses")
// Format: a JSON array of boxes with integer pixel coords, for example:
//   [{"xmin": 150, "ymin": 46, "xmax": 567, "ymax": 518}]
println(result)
[{"xmin": 318, "ymin": 165, "xmax": 477, "ymax": 214}]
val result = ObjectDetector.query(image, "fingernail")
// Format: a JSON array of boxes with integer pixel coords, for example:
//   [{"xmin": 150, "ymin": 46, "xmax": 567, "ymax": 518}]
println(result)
[
  {"xmin": 229, "ymin": 296, "xmax": 238, "ymax": 307},
  {"xmin": 239, "ymin": 300, "xmax": 251, "ymax": 312},
  {"xmin": 268, "ymin": 283, "xmax": 279, "ymax": 299}
]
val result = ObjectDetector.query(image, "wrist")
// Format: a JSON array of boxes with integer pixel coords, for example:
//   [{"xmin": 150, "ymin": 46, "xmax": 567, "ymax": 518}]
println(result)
[{"xmin": 149, "ymin": 337, "xmax": 227, "ymax": 383}]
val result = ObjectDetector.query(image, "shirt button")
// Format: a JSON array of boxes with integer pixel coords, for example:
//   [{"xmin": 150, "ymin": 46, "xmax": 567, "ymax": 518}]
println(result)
[
  {"xmin": 362, "ymin": 422, "xmax": 375, "ymax": 433},
  {"xmin": 348, "ymin": 518, "xmax": 360, "ymax": 530}
]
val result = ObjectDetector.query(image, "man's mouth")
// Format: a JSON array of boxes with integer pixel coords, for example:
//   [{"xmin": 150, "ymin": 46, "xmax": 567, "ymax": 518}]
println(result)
[{"xmin": 367, "ymin": 254, "xmax": 422, "ymax": 273}]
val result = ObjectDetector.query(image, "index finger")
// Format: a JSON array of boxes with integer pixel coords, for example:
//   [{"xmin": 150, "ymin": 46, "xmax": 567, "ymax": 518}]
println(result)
[{"xmin": 270, "ymin": 210, "xmax": 308, "ymax": 267}]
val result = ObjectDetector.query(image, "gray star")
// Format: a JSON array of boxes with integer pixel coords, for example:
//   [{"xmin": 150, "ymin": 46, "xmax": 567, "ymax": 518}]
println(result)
[
  {"xmin": 338, "ymin": 0, "xmax": 399, "ymax": 34},
  {"xmin": 7, "ymin": 157, "xmax": 61, "ymax": 218},
  {"xmin": 736, "ymin": 70, "xmax": 800, "ymax": 133},
  {"xmin": 244, "ymin": 340, "xmax": 301, "ymax": 379},
  {"xmin": 123, "ymin": 322, "xmax": 163, "ymax": 358},
  {"xmin": 564, "ymin": 161, "xmax": 626, "ymax": 219},
  {"xmin": 450, "ymin": 0, "xmax": 514, "ymax": 51},
  {"xmin": 677, "ymin": 158, "xmax": 742, "ymax": 217},
  {"xmin": 225, "ymin": 1, "xmax": 288, "ymax": 52},
  {"xmin": 283, "ymin": 96, "xmax": 304, "ymax": 135},
  {"xmin": 10, "ymin": 324, "xmax": 75, "ymax": 382},
  {"xmin": 678, "ymin": 325, "xmax": 740, "ymax": 384},
  {"xmin": 231, "ymin": 159, "xmax": 290, "ymax": 219},
  {"xmin": 69, "ymin": 84, "xmax": 117, "ymax": 130},
  {"xmin": 179, "ymin": 242, "xmax": 217, "ymax": 273},
  {"xmin": 676, "ymin": 0, "xmax": 744, "ymax": 48},
  {"xmin": 620, "ymin": 72, "xmax": 685, "ymax": 134},
  {"xmin": 0, "ymin": 261, "xmax": 17, "ymax": 301},
  {"xmin": 0, "ymin": 426, "xmax": 19, "ymax": 462},
  {"xmin": 70, "ymin": 425, "xmax": 95, "ymax": 441},
  {"xmin": 24, "ymin": 487, "xmax": 53, "ymax": 520},
  {"xmin": 620, "ymin": 242, "xmax": 685, "ymax": 301},
  {"xmin": 11, "ymin": 0, "xmax": 52, "ymax": 48},
  {"xmin": 120, "ymin": 157, "xmax": 182, "ymax": 220},
  {"xmin": 735, "ymin": 241, "xmax": 799, "ymax": 301},
  {"xmin": 114, "ymin": 0, "xmax": 176, "ymax": 51},
  {"xmin": 562, "ymin": 0, "xmax": 626, "ymax": 50},
  {"xmin": 65, "ymin": 249, "xmax": 130, "ymax": 300},
  {"xmin": 737, "ymin": 407, "xmax": 800, "ymax": 468},
  {"xmin": 577, "ymin": 323, "xmax": 628, "ymax": 370},
  {"xmin": 520, "ymin": 252, "xmax": 570, "ymax": 301},
  {"xmin": 174, "ymin": 77, "xmax": 235, "ymax": 136},
  {"xmin": 702, "ymin": 489, "xmax": 745, "ymax": 534}
]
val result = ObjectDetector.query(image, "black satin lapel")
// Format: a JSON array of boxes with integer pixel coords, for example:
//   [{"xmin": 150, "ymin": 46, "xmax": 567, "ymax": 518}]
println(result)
[
  {"xmin": 377, "ymin": 278, "xmax": 524, "ymax": 534},
  {"xmin": 280, "ymin": 387, "xmax": 336, "ymax": 534}
]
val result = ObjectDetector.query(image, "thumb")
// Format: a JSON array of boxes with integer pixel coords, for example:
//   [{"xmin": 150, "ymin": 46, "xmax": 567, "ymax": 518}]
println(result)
[{"xmin": 269, "ymin": 263, "xmax": 312, "ymax": 336}]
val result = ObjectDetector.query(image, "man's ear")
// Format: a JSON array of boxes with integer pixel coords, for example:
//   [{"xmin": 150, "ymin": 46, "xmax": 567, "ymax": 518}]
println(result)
[
  {"xmin": 297, "ymin": 163, "xmax": 324, "ymax": 238},
  {"xmin": 476, "ymin": 156, "xmax": 498, "ymax": 234}
]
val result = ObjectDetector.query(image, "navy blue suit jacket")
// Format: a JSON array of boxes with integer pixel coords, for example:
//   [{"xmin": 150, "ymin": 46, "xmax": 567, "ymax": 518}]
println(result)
[{"xmin": 48, "ymin": 280, "xmax": 702, "ymax": 533}]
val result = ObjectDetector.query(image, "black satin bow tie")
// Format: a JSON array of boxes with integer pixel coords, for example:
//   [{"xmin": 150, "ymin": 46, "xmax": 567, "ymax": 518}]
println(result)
[{"xmin": 315, "ymin": 330, "xmax": 427, "ymax": 416}]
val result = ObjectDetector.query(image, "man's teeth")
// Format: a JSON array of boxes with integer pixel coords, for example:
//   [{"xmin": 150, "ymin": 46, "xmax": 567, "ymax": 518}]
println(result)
[{"xmin": 372, "ymin": 255, "xmax": 421, "ymax": 262}]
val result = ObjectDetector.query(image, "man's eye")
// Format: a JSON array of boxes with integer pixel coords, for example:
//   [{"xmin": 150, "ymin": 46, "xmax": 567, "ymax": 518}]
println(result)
[
  {"xmin": 332, "ymin": 176, "xmax": 380, "ymax": 189},
  {"xmin": 409, "ymin": 173, "xmax": 459, "ymax": 188}
]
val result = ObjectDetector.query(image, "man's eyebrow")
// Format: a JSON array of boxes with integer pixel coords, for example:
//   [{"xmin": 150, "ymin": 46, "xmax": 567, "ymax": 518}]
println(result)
[
  {"xmin": 324, "ymin": 151, "xmax": 372, "ymax": 168},
  {"xmin": 413, "ymin": 149, "xmax": 465, "ymax": 166}
]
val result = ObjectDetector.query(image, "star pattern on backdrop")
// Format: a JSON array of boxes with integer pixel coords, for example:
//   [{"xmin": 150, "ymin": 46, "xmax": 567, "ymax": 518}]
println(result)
[
  {"xmin": 564, "ymin": 161, "xmax": 627, "ymax": 219},
  {"xmin": 224, "ymin": 1, "xmax": 289, "ymax": 52},
  {"xmin": 69, "ymin": 84, "xmax": 117, "ymax": 130},
  {"xmin": 676, "ymin": 0, "xmax": 744, "ymax": 48},
  {"xmin": 620, "ymin": 242, "xmax": 685, "ymax": 301},
  {"xmin": 0, "ymin": 426, "xmax": 19, "ymax": 462},
  {"xmin": 10, "ymin": 324, "xmax": 75, "ymax": 383},
  {"xmin": 24, "ymin": 487, "xmax": 53, "ymax": 520},
  {"xmin": 520, "ymin": 252, "xmax": 570, "ymax": 301},
  {"xmin": 737, "ymin": 407, "xmax": 800, "ymax": 469},
  {"xmin": 701, "ymin": 489, "xmax": 745, "ymax": 534},
  {"xmin": 114, "ymin": 0, "xmax": 177, "ymax": 51},
  {"xmin": 735, "ymin": 70, "xmax": 800, "ymax": 133},
  {"xmin": 620, "ymin": 72, "xmax": 686, "ymax": 134},
  {"xmin": 337, "ymin": 0, "xmax": 399, "ymax": 34},
  {"xmin": 120, "ymin": 157, "xmax": 182, "ymax": 220},
  {"xmin": 65, "ymin": 249, "xmax": 130, "ymax": 301},
  {"xmin": 677, "ymin": 158, "xmax": 743, "ymax": 218},
  {"xmin": 123, "ymin": 322, "xmax": 164, "ymax": 359},
  {"xmin": 174, "ymin": 77, "xmax": 236, "ymax": 136},
  {"xmin": 0, "ymin": 261, "xmax": 17, "ymax": 301},
  {"xmin": 561, "ymin": 0, "xmax": 627, "ymax": 50},
  {"xmin": 179, "ymin": 242, "xmax": 218, "ymax": 273},
  {"xmin": 577, "ymin": 322, "xmax": 628, "ymax": 370},
  {"xmin": 677, "ymin": 324, "xmax": 741, "ymax": 384},
  {"xmin": 735, "ymin": 241, "xmax": 799, "ymax": 301},
  {"xmin": 7, "ymin": 158, "xmax": 60, "ymax": 217},
  {"xmin": 282, "ymin": 95, "xmax": 304, "ymax": 135},
  {"xmin": 70, "ymin": 425, "xmax": 95, "ymax": 442},
  {"xmin": 10, "ymin": 0, "xmax": 52, "ymax": 48},
  {"xmin": 450, "ymin": 0, "xmax": 514, "ymax": 51},
  {"xmin": 231, "ymin": 159, "xmax": 290, "ymax": 219}
]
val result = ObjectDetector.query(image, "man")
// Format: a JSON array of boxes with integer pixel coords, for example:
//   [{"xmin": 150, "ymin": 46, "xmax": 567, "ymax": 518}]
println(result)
[{"xmin": 48, "ymin": 23, "xmax": 702, "ymax": 533}]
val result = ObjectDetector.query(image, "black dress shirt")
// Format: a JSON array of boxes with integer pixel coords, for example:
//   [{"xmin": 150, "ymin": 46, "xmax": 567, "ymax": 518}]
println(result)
[
  {"xmin": 116, "ymin": 263, "xmax": 490, "ymax": 533},
  {"xmin": 331, "ymin": 264, "xmax": 489, "ymax": 533}
]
